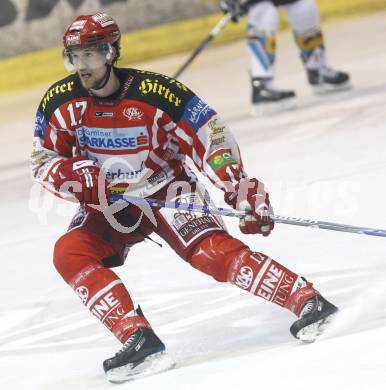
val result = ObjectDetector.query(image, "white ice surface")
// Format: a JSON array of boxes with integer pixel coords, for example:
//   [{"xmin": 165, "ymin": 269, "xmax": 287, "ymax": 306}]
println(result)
[{"xmin": 1, "ymin": 12, "xmax": 386, "ymax": 390}]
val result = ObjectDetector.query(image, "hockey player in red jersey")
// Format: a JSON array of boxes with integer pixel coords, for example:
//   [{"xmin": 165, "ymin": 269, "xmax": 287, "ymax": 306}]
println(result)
[{"xmin": 31, "ymin": 12, "xmax": 338, "ymax": 383}]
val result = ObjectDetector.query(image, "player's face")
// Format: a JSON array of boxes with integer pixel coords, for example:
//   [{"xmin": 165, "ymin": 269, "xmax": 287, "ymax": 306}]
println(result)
[
  {"xmin": 66, "ymin": 47, "xmax": 110, "ymax": 89},
  {"xmin": 77, "ymin": 61, "xmax": 108, "ymax": 90}
]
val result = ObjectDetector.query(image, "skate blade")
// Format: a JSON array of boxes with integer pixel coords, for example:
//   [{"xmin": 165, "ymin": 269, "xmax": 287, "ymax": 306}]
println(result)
[
  {"xmin": 296, "ymin": 312, "xmax": 338, "ymax": 343},
  {"xmin": 251, "ymin": 97, "xmax": 297, "ymax": 116},
  {"xmin": 106, "ymin": 351, "xmax": 176, "ymax": 384},
  {"xmin": 312, "ymin": 81, "xmax": 352, "ymax": 95}
]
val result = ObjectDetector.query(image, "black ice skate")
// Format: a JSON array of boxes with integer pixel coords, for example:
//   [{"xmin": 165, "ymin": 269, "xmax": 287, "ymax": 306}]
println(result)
[
  {"xmin": 290, "ymin": 295, "xmax": 338, "ymax": 342},
  {"xmin": 251, "ymin": 78, "xmax": 296, "ymax": 116},
  {"xmin": 307, "ymin": 66, "xmax": 351, "ymax": 93},
  {"xmin": 103, "ymin": 308, "xmax": 175, "ymax": 383}
]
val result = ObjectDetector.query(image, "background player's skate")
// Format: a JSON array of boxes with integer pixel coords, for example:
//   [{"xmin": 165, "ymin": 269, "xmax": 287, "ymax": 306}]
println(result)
[
  {"xmin": 297, "ymin": 35, "xmax": 351, "ymax": 94},
  {"xmin": 251, "ymin": 77, "xmax": 297, "ymax": 115}
]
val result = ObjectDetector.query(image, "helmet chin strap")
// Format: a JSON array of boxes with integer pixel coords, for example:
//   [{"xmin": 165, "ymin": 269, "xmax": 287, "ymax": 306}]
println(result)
[{"xmin": 90, "ymin": 64, "xmax": 112, "ymax": 91}]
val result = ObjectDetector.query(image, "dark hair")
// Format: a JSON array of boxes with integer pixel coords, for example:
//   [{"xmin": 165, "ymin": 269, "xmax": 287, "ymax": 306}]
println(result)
[{"xmin": 112, "ymin": 40, "xmax": 121, "ymax": 65}]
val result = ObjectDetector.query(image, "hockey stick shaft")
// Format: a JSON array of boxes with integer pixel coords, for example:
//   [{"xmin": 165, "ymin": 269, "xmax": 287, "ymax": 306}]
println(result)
[
  {"xmin": 173, "ymin": 13, "xmax": 233, "ymax": 79},
  {"xmin": 110, "ymin": 194, "xmax": 386, "ymax": 238}
]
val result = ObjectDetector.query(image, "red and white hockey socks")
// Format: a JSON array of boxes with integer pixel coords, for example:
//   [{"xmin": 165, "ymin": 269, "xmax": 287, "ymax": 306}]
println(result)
[
  {"xmin": 227, "ymin": 249, "xmax": 319, "ymax": 315},
  {"xmin": 54, "ymin": 230, "xmax": 153, "ymax": 344},
  {"xmin": 69, "ymin": 263, "xmax": 151, "ymax": 342},
  {"xmin": 190, "ymin": 232, "xmax": 319, "ymax": 316}
]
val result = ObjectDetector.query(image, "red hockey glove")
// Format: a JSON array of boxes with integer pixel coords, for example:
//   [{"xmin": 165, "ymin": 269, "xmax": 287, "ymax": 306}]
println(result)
[
  {"xmin": 52, "ymin": 157, "xmax": 108, "ymax": 205},
  {"xmin": 224, "ymin": 178, "xmax": 274, "ymax": 236}
]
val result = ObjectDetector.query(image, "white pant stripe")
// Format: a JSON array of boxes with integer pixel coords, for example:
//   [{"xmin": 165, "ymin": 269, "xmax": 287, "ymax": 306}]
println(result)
[
  {"xmin": 250, "ymin": 258, "xmax": 272, "ymax": 295},
  {"xmin": 86, "ymin": 279, "xmax": 123, "ymax": 309}
]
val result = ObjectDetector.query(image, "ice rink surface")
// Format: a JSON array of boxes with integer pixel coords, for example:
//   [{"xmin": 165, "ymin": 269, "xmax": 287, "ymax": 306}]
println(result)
[{"xmin": 1, "ymin": 11, "xmax": 386, "ymax": 390}]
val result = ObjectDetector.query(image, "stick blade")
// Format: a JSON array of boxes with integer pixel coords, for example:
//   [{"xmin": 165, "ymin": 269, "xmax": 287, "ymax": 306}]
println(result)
[{"xmin": 363, "ymin": 229, "xmax": 386, "ymax": 237}]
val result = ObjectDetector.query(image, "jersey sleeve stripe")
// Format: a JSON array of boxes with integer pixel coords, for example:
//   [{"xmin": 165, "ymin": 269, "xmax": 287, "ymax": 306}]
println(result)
[
  {"xmin": 54, "ymin": 107, "xmax": 68, "ymax": 130},
  {"xmin": 151, "ymin": 109, "xmax": 164, "ymax": 149}
]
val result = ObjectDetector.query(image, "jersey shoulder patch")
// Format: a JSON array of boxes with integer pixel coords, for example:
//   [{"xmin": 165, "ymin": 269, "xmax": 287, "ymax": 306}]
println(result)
[
  {"xmin": 39, "ymin": 74, "xmax": 86, "ymax": 120},
  {"xmin": 127, "ymin": 69, "xmax": 195, "ymax": 122}
]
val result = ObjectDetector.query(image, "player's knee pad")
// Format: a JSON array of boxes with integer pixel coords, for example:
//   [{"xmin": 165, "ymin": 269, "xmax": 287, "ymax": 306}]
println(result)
[
  {"xmin": 248, "ymin": 1, "xmax": 279, "ymax": 32},
  {"xmin": 53, "ymin": 229, "xmax": 115, "ymax": 283},
  {"xmin": 284, "ymin": 0, "xmax": 320, "ymax": 33},
  {"xmin": 189, "ymin": 232, "xmax": 249, "ymax": 282}
]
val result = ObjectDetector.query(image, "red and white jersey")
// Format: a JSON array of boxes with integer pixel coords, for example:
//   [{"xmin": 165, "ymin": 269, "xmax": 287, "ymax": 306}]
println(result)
[{"xmin": 31, "ymin": 68, "xmax": 247, "ymax": 198}]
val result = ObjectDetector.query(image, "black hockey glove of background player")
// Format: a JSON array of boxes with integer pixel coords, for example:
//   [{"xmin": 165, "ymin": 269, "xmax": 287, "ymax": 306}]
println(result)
[{"xmin": 220, "ymin": 0, "xmax": 255, "ymax": 22}]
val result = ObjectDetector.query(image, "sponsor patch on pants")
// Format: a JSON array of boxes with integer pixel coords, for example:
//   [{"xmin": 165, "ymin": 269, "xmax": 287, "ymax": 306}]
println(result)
[{"xmin": 159, "ymin": 192, "xmax": 225, "ymax": 247}]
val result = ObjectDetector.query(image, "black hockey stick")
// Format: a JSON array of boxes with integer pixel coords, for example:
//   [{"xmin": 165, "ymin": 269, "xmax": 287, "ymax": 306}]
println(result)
[
  {"xmin": 173, "ymin": 12, "xmax": 233, "ymax": 79},
  {"xmin": 110, "ymin": 194, "xmax": 386, "ymax": 238}
]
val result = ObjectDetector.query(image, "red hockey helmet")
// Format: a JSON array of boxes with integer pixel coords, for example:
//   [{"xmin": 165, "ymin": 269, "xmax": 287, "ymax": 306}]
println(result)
[
  {"xmin": 63, "ymin": 12, "xmax": 121, "ymax": 48},
  {"xmin": 63, "ymin": 13, "xmax": 121, "ymax": 71}
]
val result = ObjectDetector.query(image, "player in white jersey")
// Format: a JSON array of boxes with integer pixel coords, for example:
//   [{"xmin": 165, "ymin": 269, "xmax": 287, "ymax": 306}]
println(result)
[{"xmin": 221, "ymin": 0, "xmax": 351, "ymax": 113}]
